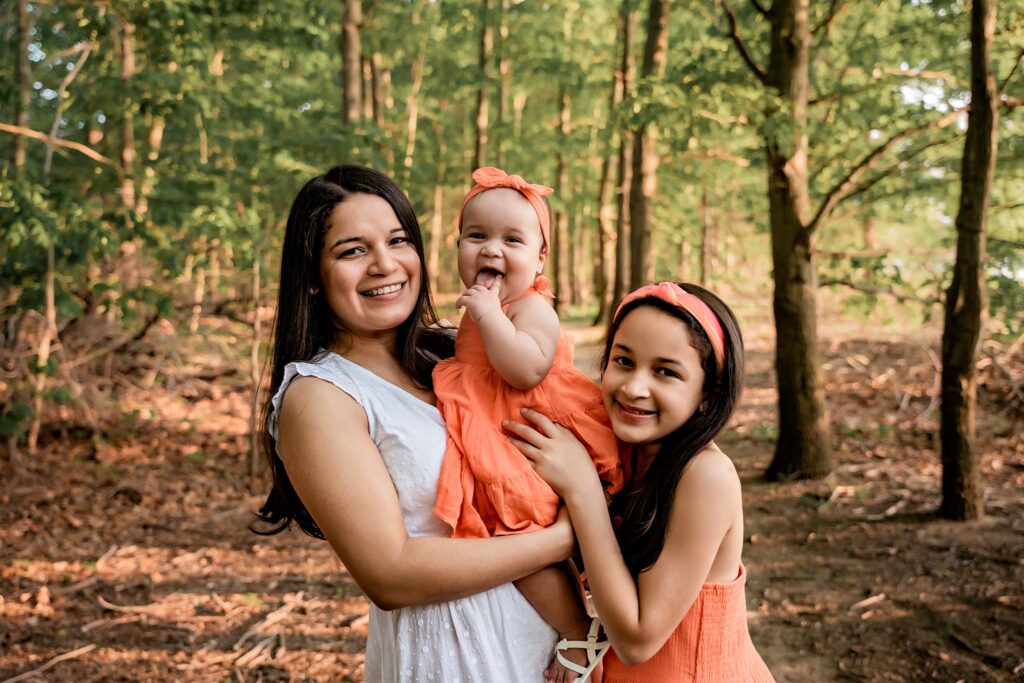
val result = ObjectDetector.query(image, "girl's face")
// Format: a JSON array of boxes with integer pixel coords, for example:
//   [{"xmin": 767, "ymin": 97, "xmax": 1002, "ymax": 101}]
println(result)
[
  {"xmin": 319, "ymin": 192, "xmax": 422, "ymax": 342},
  {"xmin": 457, "ymin": 188, "xmax": 546, "ymax": 304},
  {"xmin": 601, "ymin": 306, "xmax": 706, "ymax": 455}
]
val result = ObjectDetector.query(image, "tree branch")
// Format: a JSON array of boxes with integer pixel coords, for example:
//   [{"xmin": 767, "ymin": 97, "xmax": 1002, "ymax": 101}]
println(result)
[
  {"xmin": 721, "ymin": 0, "xmax": 767, "ymax": 85},
  {"xmin": 813, "ymin": 0, "xmax": 845, "ymax": 35},
  {"xmin": 749, "ymin": 0, "xmax": 769, "ymax": 18},
  {"xmin": 819, "ymin": 278, "xmax": 942, "ymax": 306},
  {"xmin": 807, "ymin": 107, "xmax": 964, "ymax": 235},
  {"xmin": 998, "ymin": 48, "xmax": 1024, "ymax": 95},
  {"xmin": 0, "ymin": 122, "xmax": 117, "ymax": 168}
]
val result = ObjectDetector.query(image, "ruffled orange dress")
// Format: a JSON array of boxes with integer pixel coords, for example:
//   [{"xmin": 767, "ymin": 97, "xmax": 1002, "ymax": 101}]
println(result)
[
  {"xmin": 603, "ymin": 564, "xmax": 774, "ymax": 682},
  {"xmin": 432, "ymin": 281, "xmax": 623, "ymax": 538}
]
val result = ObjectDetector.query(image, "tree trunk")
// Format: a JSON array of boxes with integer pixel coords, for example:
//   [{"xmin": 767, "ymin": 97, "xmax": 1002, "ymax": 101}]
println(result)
[
  {"xmin": 627, "ymin": 0, "xmax": 671, "ymax": 290},
  {"xmin": 593, "ymin": 0, "xmax": 632, "ymax": 325},
  {"xmin": 341, "ymin": 0, "xmax": 362, "ymax": 123},
  {"xmin": 10, "ymin": 0, "xmax": 30, "ymax": 169},
  {"xmin": 26, "ymin": 43, "xmax": 91, "ymax": 456},
  {"xmin": 136, "ymin": 114, "xmax": 165, "ymax": 219},
  {"xmin": 361, "ymin": 57, "xmax": 374, "ymax": 120},
  {"xmin": 429, "ymin": 184, "xmax": 444, "ymax": 296},
  {"xmin": 370, "ymin": 52, "xmax": 385, "ymax": 127},
  {"xmin": 119, "ymin": 17, "xmax": 137, "ymax": 213},
  {"xmin": 496, "ymin": 0, "xmax": 511, "ymax": 167},
  {"xmin": 249, "ymin": 242, "xmax": 263, "ymax": 477},
  {"xmin": 474, "ymin": 0, "xmax": 493, "ymax": 170},
  {"xmin": 699, "ymin": 186, "xmax": 710, "ymax": 286},
  {"xmin": 403, "ymin": 5, "xmax": 425, "ymax": 174},
  {"xmin": 762, "ymin": 0, "xmax": 833, "ymax": 480},
  {"xmin": 940, "ymin": 0, "xmax": 997, "ymax": 521},
  {"xmin": 612, "ymin": 0, "xmax": 636, "ymax": 307},
  {"xmin": 553, "ymin": 88, "xmax": 571, "ymax": 310}
]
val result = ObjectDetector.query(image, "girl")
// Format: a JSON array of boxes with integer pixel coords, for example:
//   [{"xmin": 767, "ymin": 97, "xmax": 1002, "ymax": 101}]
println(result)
[
  {"xmin": 506, "ymin": 282, "xmax": 775, "ymax": 682},
  {"xmin": 432, "ymin": 167, "xmax": 623, "ymax": 681}
]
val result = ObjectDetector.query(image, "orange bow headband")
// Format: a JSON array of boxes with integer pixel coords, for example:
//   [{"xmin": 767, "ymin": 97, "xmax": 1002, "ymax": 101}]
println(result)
[
  {"xmin": 615, "ymin": 282, "xmax": 726, "ymax": 373},
  {"xmin": 458, "ymin": 167, "xmax": 554, "ymax": 246}
]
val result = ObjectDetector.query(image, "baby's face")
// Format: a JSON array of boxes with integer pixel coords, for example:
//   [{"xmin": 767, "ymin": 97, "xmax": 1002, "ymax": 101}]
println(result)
[{"xmin": 458, "ymin": 188, "xmax": 546, "ymax": 303}]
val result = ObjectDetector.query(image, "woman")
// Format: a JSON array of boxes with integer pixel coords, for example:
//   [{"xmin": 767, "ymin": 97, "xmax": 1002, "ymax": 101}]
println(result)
[{"xmin": 256, "ymin": 165, "xmax": 573, "ymax": 682}]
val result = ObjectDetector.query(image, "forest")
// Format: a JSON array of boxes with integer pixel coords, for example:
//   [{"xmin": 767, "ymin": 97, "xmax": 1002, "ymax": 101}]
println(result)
[{"xmin": 1, "ymin": 0, "xmax": 1022, "ymax": 681}]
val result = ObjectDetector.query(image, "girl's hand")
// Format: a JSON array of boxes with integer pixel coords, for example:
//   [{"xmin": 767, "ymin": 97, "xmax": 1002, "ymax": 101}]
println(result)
[
  {"xmin": 456, "ymin": 277, "xmax": 503, "ymax": 324},
  {"xmin": 504, "ymin": 408, "xmax": 603, "ymax": 500}
]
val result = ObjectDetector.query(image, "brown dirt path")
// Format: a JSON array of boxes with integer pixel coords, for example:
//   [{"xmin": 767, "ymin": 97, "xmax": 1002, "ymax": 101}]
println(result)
[{"xmin": 1, "ymin": 315, "xmax": 1021, "ymax": 681}]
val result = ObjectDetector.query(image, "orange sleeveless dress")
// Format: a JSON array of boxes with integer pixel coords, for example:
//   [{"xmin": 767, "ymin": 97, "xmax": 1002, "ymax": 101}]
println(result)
[
  {"xmin": 432, "ymin": 282, "xmax": 623, "ymax": 538},
  {"xmin": 603, "ymin": 564, "xmax": 774, "ymax": 682}
]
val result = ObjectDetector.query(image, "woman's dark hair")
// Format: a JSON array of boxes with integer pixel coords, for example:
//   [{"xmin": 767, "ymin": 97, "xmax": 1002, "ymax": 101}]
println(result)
[
  {"xmin": 604, "ymin": 283, "xmax": 744, "ymax": 575},
  {"xmin": 254, "ymin": 165, "xmax": 453, "ymax": 538}
]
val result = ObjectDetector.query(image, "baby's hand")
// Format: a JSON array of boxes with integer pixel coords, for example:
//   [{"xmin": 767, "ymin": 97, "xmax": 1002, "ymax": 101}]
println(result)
[{"xmin": 456, "ymin": 277, "xmax": 503, "ymax": 324}]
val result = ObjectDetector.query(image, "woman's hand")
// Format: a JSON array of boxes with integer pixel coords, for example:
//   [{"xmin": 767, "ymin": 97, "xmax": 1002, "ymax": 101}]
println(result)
[
  {"xmin": 456, "ymin": 277, "xmax": 503, "ymax": 324},
  {"xmin": 504, "ymin": 408, "xmax": 604, "ymax": 502}
]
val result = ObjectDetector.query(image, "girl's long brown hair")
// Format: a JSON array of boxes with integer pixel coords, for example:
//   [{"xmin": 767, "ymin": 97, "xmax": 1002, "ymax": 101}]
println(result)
[{"xmin": 603, "ymin": 283, "xmax": 744, "ymax": 575}]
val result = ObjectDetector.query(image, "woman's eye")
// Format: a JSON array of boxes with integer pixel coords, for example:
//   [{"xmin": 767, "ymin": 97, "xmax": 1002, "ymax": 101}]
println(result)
[
  {"xmin": 612, "ymin": 356, "xmax": 633, "ymax": 368},
  {"xmin": 339, "ymin": 247, "xmax": 365, "ymax": 258},
  {"xmin": 656, "ymin": 367, "xmax": 681, "ymax": 379},
  {"xmin": 390, "ymin": 236, "xmax": 410, "ymax": 246}
]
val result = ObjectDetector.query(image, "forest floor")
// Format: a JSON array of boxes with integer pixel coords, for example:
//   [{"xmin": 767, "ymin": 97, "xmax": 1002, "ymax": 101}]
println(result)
[{"xmin": 1, "ymin": 306, "xmax": 1022, "ymax": 682}]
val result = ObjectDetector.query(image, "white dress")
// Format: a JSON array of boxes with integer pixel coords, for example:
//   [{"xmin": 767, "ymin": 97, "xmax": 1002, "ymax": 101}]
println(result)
[{"xmin": 270, "ymin": 351, "xmax": 557, "ymax": 682}]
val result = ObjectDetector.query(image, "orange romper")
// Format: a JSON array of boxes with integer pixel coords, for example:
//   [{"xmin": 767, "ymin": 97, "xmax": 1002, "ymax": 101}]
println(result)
[
  {"xmin": 603, "ymin": 564, "xmax": 774, "ymax": 682},
  {"xmin": 432, "ymin": 282, "xmax": 623, "ymax": 537}
]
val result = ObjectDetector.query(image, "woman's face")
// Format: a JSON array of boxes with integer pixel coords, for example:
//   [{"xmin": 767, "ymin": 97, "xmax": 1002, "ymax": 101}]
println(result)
[
  {"xmin": 601, "ymin": 306, "xmax": 706, "ymax": 454},
  {"xmin": 319, "ymin": 192, "xmax": 422, "ymax": 341}
]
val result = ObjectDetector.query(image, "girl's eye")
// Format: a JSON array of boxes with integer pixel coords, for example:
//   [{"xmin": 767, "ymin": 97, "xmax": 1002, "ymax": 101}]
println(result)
[
  {"xmin": 656, "ymin": 367, "xmax": 681, "ymax": 379},
  {"xmin": 464, "ymin": 232, "xmax": 485, "ymax": 240},
  {"xmin": 612, "ymin": 355, "xmax": 633, "ymax": 368},
  {"xmin": 505, "ymin": 236, "xmax": 522, "ymax": 244},
  {"xmin": 390, "ymin": 235, "xmax": 410, "ymax": 246}
]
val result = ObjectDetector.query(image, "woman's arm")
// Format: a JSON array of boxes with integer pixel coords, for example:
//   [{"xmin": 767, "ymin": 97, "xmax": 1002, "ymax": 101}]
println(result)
[
  {"xmin": 507, "ymin": 410, "xmax": 740, "ymax": 664},
  {"xmin": 278, "ymin": 378, "xmax": 574, "ymax": 611}
]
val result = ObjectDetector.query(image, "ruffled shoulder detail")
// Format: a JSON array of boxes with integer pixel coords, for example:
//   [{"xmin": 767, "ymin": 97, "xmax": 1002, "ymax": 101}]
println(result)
[{"xmin": 532, "ymin": 275, "xmax": 556, "ymax": 299}]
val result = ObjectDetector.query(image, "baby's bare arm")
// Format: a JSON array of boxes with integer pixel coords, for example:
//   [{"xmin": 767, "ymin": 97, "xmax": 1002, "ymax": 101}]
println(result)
[{"xmin": 476, "ymin": 293, "xmax": 559, "ymax": 390}]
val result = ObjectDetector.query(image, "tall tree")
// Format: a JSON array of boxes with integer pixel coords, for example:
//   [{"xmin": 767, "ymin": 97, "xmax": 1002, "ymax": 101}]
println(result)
[
  {"xmin": 628, "ymin": 0, "xmax": 672, "ymax": 290},
  {"xmin": 940, "ymin": 0, "xmax": 998, "ymax": 521},
  {"xmin": 10, "ymin": 0, "xmax": 31, "ymax": 169},
  {"xmin": 341, "ymin": 0, "xmax": 362, "ymax": 123},
  {"xmin": 721, "ymin": 0, "xmax": 969, "ymax": 479},
  {"xmin": 594, "ymin": 0, "xmax": 632, "ymax": 324},
  {"xmin": 612, "ymin": 0, "xmax": 636, "ymax": 307},
  {"xmin": 474, "ymin": 0, "xmax": 493, "ymax": 170}
]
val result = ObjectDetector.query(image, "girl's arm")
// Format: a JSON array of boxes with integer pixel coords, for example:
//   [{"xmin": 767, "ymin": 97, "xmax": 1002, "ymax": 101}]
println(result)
[
  {"xmin": 460, "ymin": 284, "xmax": 559, "ymax": 389},
  {"xmin": 507, "ymin": 410, "xmax": 741, "ymax": 664},
  {"xmin": 278, "ymin": 378, "xmax": 575, "ymax": 611}
]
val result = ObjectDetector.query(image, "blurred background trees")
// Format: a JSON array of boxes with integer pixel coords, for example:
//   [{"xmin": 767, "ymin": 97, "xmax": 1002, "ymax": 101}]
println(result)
[{"xmin": 2, "ymin": 0, "xmax": 1022, "ymax": 516}]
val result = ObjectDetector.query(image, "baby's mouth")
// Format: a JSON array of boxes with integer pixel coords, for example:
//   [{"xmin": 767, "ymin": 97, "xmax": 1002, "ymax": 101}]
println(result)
[{"xmin": 475, "ymin": 267, "xmax": 504, "ymax": 288}]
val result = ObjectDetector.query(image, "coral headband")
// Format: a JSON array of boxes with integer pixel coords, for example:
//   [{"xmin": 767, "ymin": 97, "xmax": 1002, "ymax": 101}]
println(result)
[
  {"xmin": 615, "ymin": 282, "xmax": 726, "ymax": 372},
  {"xmin": 459, "ymin": 167, "xmax": 553, "ymax": 246}
]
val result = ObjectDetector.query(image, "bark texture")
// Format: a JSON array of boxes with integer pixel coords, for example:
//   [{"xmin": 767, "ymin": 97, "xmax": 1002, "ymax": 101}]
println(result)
[
  {"xmin": 940, "ymin": 0, "xmax": 997, "ymax": 521},
  {"xmin": 627, "ymin": 0, "xmax": 672, "ymax": 290}
]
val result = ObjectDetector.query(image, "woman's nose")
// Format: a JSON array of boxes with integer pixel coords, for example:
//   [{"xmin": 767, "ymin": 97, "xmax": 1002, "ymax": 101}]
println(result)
[{"xmin": 368, "ymin": 247, "xmax": 398, "ymax": 274}]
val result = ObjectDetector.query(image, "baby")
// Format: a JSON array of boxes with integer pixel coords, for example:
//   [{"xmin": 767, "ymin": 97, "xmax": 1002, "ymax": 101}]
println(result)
[{"xmin": 432, "ymin": 167, "xmax": 622, "ymax": 681}]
